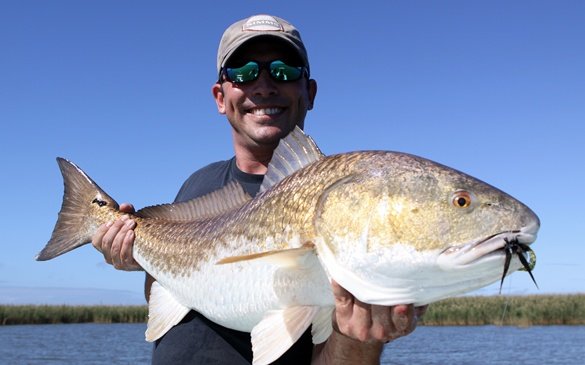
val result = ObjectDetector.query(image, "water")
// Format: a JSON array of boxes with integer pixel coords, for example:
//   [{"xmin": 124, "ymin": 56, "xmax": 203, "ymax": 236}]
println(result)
[
  {"xmin": 0, "ymin": 323, "xmax": 150, "ymax": 364},
  {"xmin": 0, "ymin": 324, "xmax": 583, "ymax": 364},
  {"xmin": 381, "ymin": 325, "xmax": 585, "ymax": 365}
]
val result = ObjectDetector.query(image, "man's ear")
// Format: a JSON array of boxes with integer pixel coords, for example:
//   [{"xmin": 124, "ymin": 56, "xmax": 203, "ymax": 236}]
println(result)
[
  {"xmin": 307, "ymin": 79, "xmax": 317, "ymax": 111},
  {"xmin": 212, "ymin": 83, "xmax": 226, "ymax": 114}
]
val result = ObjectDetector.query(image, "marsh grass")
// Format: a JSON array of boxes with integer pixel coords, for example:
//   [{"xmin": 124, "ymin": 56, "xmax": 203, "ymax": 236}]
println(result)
[
  {"xmin": 1, "ymin": 295, "xmax": 583, "ymax": 326},
  {"xmin": 0, "ymin": 305, "xmax": 147, "ymax": 325},
  {"xmin": 422, "ymin": 294, "xmax": 585, "ymax": 326}
]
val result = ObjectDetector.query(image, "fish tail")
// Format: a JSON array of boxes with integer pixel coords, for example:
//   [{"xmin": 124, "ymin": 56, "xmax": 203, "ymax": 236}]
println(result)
[{"xmin": 36, "ymin": 158, "xmax": 119, "ymax": 261}]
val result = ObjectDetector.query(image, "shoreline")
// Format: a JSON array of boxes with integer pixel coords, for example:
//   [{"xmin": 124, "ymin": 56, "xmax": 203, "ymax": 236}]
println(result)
[{"xmin": 2, "ymin": 294, "xmax": 583, "ymax": 326}]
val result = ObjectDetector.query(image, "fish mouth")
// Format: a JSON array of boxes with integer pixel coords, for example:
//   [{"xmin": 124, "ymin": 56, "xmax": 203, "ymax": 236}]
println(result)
[{"xmin": 439, "ymin": 219, "xmax": 539, "ymax": 290}]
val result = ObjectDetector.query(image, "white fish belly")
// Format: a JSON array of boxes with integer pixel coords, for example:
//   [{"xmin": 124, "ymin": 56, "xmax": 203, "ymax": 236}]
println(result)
[
  {"xmin": 140, "ymin": 251, "xmax": 333, "ymax": 332},
  {"xmin": 319, "ymin": 241, "xmax": 522, "ymax": 306}
]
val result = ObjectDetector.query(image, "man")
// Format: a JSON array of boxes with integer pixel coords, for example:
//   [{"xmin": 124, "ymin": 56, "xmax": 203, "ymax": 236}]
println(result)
[{"xmin": 92, "ymin": 14, "xmax": 426, "ymax": 364}]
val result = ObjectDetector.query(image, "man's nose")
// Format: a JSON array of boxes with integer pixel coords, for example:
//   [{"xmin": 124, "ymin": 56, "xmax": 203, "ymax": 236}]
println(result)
[{"xmin": 251, "ymin": 70, "xmax": 278, "ymax": 96}]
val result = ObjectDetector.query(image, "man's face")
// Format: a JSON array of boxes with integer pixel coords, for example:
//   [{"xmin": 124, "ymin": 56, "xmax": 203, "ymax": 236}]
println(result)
[{"xmin": 213, "ymin": 39, "xmax": 317, "ymax": 152}]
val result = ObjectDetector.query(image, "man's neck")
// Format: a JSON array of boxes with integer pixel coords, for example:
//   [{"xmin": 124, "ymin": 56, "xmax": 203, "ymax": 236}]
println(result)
[
  {"xmin": 235, "ymin": 158, "xmax": 268, "ymax": 175},
  {"xmin": 234, "ymin": 148, "xmax": 273, "ymax": 175}
]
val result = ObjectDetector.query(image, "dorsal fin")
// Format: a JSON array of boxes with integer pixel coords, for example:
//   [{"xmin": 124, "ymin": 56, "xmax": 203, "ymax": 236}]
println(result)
[
  {"xmin": 136, "ymin": 180, "xmax": 252, "ymax": 221},
  {"xmin": 259, "ymin": 127, "xmax": 324, "ymax": 193}
]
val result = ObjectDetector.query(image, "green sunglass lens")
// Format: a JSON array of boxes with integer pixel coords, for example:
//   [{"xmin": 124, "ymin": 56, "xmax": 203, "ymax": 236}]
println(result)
[
  {"xmin": 270, "ymin": 61, "xmax": 302, "ymax": 81},
  {"xmin": 226, "ymin": 62, "xmax": 259, "ymax": 83}
]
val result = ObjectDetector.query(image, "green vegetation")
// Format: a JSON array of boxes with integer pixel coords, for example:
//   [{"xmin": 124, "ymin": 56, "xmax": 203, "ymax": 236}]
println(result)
[
  {"xmin": 0, "ymin": 305, "xmax": 147, "ymax": 325},
  {"xmin": 421, "ymin": 295, "xmax": 585, "ymax": 326},
  {"xmin": 1, "ymin": 295, "xmax": 583, "ymax": 326}
]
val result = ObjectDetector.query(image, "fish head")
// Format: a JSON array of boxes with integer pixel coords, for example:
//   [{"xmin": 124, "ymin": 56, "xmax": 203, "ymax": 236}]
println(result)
[{"xmin": 314, "ymin": 152, "xmax": 540, "ymax": 305}]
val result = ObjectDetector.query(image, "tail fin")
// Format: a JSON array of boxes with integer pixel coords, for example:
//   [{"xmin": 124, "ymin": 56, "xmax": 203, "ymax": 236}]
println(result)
[{"xmin": 36, "ymin": 158, "xmax": 119, "ymax": 261}]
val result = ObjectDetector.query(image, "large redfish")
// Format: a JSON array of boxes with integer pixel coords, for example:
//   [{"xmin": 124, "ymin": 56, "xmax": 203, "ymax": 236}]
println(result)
[{"xmin": 37, "ymin": 127, "xmax": 539, "ymax": 365}]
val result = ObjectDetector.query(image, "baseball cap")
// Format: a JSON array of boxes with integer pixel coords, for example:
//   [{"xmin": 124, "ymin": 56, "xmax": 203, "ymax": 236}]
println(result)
[{"xmin": 216, "ymin": 14, "xmax": 310, "ymax": 76}]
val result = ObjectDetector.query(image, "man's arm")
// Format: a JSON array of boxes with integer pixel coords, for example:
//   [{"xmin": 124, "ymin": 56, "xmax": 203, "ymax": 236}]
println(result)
[{"xmin": 312, "ymin": 281, "xmax": 427, "ymax": 365}]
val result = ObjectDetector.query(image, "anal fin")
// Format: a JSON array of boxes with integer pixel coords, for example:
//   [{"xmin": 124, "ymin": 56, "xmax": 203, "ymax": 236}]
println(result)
[
  {"xmin": 251, "ymin": 306, "xmax": 319, "ymax": 365},
  {"xmin": 145, "ymin": 281, "xmax": 191, "ymax": 342},
  {"xmin": 311, "ymin": 306, "xmax": 334, "ymax": 344}
]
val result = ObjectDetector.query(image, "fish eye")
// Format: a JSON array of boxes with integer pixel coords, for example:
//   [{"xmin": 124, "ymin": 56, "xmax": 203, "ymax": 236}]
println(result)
[{"xmin": 452, "ymin": 190, "xmax": 473, "ymax": 208}]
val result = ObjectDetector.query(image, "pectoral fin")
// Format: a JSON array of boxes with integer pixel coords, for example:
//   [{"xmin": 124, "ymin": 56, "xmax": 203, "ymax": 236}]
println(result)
[
  {"xmin": 145, "ymin": 281, "xmax": 190, "ymax": 342},
  {"xmin": 251, "ymin": 306, "xmax": 319, "ymax": 365},
  {"xmin": 216, "ymin": 245, "xmax": 316, "ymax": 268}
]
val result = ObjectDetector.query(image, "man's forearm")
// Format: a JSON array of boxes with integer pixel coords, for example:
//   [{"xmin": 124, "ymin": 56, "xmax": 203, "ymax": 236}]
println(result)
[{"xmin": 312, "ymin": 330, "xmax": 384, "ymax": 365}]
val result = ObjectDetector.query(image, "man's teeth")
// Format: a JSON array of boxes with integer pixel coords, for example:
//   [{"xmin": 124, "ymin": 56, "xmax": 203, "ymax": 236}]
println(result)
[{"xmin": 250, "ymin": 107, "xmax": 282, "ymax": 115}]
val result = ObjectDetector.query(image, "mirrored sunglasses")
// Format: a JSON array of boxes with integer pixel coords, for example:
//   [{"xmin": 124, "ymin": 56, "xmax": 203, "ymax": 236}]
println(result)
[{"xmin": 221, "ymin": 60, "xmax": 307, "ymax": 84}]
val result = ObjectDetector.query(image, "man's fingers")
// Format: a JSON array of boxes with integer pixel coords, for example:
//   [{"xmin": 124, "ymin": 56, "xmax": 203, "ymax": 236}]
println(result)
[
  {"xmin": 332, "ymin": 281, "xmax": 378, "ymax": 342},
  {"xmin": 330, "ymin": 281, "xmax": 425, "ymax": 344},
  {"xmin": 100, "ymin": 223, "xmax": 121, "ymax": 265},
  {"xmin": 120, "ymin": 230, "xmax": 135, "ymax": 263},
  {"xmin": 89, "ymin": 201, "xmax": 139, "ymax": 271},
  {"xmin": 92, "ymin": 222, "xmax": 112, "ymax": 252},
  {"xmin": 111, "ymin": 217, "xmax": 135, "ymax": 269},
  {"xmin": 120, "ymin": 230, "xmax": 142, "ymax": 271},
  {"xmin": 331, "ymin": 280, "xmax": 351, "ymax": 300},
  {"xmin": 391, "ymin": 304, "xmax": 416, "ymax": 336},
  {"xmin": 331, "ymin": 280, "xmax": 353, "ymax": 313},
  {"xmin": 370, "ymin": 305, "xmax": 394, "ymax": 341},
  {"xmin": 350, "ymin": 299, "xmax": 373, "ymax": 342},
  {"xmin": 100, "ymin": 217, "xmax": 130, "ymax": 265}
]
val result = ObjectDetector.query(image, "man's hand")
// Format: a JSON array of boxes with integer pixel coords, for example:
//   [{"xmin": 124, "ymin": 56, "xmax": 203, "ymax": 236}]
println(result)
[
  {"xmin": 332, "ymin": 280, "xmax": 427, "ymax": 343},
  {"xmin": 91, "ymin": 203, "xmax": 142, "ymax": 271},
  {"xmin": 312, "ymin": 280, "xmax": 427, "ymax": 364}
]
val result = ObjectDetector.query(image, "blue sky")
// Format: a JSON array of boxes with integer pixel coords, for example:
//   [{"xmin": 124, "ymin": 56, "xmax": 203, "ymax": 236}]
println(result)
[{"xmin": 1, "ymin": 1, "xmax": 583, "ymax": 305}]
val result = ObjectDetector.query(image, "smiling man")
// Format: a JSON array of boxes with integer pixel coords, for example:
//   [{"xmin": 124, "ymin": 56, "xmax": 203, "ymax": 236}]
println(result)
[
  {"xmin": 92, "ymin": 14, "xmax": 425, "ymax": 364},
  {"xmin": 212, "ymin": 31, "xmax": 315, "ymax": 176}
]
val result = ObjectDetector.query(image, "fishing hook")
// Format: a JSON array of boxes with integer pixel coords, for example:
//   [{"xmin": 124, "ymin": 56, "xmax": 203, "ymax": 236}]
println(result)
[{"xmin": 499, "ymin": 237, "xmax": 538, "ymax": 293}]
